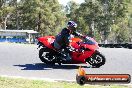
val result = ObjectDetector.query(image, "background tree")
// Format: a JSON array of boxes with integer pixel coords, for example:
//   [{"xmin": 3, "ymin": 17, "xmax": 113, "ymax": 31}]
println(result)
[
  {"xmin": 0, "ymin": 0, "xmax": 15, "ymax": 30},
  {"xmin": 20, "ymin": 0, "xmax": 66, "ymax": 36},
  {"xmin": 0, "ymin": 0, "xmax": 131, "ymax": 43},
  {"xmin": 1, "ymin": 0, "xmax": 66, "ymax": 36},
  {"xmin": 66, "ymin": 0, "xmax": 130, "ymax": 43}
]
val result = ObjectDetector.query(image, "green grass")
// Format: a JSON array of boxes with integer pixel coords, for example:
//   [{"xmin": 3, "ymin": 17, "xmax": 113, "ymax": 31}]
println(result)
[{"xmin": 0, "ymin": 77, "xmax": 131, "ymax": 88}]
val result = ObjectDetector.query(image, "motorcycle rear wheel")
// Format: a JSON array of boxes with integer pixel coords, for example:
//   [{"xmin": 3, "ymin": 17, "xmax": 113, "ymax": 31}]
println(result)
[
  {"xmin": 86, "ymin": 51, "xmax": 106, "ymax": 68},
  {"xmin": 39, "ymin": 48, "xmax": 55, "ymax": 65}
]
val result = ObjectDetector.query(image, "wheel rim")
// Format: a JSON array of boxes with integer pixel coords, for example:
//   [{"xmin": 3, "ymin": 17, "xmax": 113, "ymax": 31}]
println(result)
[
  {"xmin": 94, "ymin": 55, "xmax": 103, "ymax": 64},
  {"xmin": 86, "ymin": 54, "xmax": 104, "ymax": 66},
  {"xmin": 41, "ymin": 51, "xmax": 55, "ymax": 62}
]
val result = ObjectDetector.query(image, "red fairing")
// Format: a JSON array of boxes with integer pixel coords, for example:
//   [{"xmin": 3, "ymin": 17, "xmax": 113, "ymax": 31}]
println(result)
[
  {"xmin": 37, "ymin": 36, "xmax": 55, "ymax": 49},
  {"xmin": 70, "ymin": 38, "xmax": 98, "ymax": 63}
]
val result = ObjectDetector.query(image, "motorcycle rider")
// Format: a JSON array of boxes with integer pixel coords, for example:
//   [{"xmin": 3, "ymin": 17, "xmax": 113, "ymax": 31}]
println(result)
[{"xmin": 53, "ymin": 21, "xmax": 86, "ymax": 61}]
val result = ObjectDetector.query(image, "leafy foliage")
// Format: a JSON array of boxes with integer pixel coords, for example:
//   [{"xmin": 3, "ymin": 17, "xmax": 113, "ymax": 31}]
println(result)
[
  {"xmin": 18, "ymin": 0, "xmax": 65, "ymax": 35},
  {"xmin": 0, "ymin": 0, "xmax": 131, "ymax": 43},
  {"xmin": 66, "ymin": 0, "xmax": 131, "ymax": 43},
  {"xmin": 0, "ymin": 0, "xmax": 66, "ymax": 36}
]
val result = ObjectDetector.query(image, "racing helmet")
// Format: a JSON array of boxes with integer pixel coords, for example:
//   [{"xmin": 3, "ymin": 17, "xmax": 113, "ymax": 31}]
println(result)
[{"xmin": 67, "ymin": 21, "xmax": 77, "ymax": 31}]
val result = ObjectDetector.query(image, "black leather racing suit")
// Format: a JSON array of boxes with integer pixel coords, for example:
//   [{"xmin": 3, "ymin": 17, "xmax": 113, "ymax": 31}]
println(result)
[{"xmin": 53, "ymin": 28, "xmax": 84, "ymax": 61}]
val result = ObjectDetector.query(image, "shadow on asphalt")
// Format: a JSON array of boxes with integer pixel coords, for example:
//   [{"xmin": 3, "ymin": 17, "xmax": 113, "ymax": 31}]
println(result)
[{"xmin": 14, "ymin": 63, "xmax": 89, "ymax": 70}]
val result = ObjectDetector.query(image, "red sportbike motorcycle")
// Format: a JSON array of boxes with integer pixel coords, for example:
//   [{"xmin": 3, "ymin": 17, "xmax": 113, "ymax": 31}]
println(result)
[{"xmin": 37, "ymin": 36, "xmax": 106, "ymax": 68}]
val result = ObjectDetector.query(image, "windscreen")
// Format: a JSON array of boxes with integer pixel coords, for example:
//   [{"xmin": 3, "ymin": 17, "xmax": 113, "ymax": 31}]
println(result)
[{"xmin": 83, "ymin": 37, "xmax": 96, "ymax": 45}]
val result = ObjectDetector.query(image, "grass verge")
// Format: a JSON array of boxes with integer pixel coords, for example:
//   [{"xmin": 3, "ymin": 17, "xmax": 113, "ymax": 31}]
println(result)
[{"xmin": 0, "ymin": 76, "xmax": 131, "ymax": 88}]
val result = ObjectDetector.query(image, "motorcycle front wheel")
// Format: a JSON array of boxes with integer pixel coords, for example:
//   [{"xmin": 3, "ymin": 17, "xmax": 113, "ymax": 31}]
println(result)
[{"xmin": 86, "ymin": 51, "xmax": 106, "ymax": 68}]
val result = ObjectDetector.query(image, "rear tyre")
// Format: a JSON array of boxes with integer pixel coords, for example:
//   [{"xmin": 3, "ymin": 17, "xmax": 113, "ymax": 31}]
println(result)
[
  {"xmin": 39, "ymin": 48, "xmax": 55, "ymax": 65},
  {"xmin": 86, "ymin": 51, "xmax": 106, "ymax": 68}
]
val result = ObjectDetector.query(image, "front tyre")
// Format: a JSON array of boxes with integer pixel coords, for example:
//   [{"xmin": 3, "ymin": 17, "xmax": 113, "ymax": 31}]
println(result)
[
  {"xmin": 86, "ymin": 51, "xmax": 106, "ymax": 68},
  {"xmin": 39, "ymin": 48, "xmax": 55, "ymax": 64}
]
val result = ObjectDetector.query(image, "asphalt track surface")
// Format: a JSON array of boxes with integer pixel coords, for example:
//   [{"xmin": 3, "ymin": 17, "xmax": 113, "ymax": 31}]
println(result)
[{"xmin": 0, "ymin": 43, "xmax": 132, "ymax": 82}]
